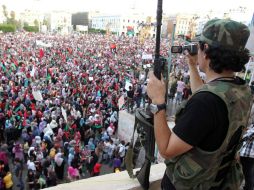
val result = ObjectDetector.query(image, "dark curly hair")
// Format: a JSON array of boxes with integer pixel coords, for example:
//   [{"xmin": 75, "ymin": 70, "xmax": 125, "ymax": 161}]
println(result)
[{"xmin": 199, "ymin": 41, "xmax": 250, "ymax": 73}]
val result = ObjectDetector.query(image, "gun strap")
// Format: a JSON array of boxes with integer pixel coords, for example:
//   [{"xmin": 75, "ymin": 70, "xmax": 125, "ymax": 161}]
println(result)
[
  {"xmin": 125, "ymin": 110, "xmax": 154, "ymax": 179},
  {"xmin": 130, "ymin": 115, "xmax": 138, "ymax": 146},
  {"xmin": 125, "ymin": 114, "xmax": 139, "ymax": 178}
]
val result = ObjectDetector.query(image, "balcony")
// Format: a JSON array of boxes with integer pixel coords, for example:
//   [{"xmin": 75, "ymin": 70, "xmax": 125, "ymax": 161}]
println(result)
[
  {"xmin": 46, "ymin": 110, "xmax": 173, "ymax": 190},
  {"xmin": 47, "ymin": 163, "xmax": 166, "ymax": 190}
]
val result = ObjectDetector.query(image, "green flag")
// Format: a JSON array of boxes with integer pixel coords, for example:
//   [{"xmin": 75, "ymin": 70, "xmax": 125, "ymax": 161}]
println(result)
[
  {"xmin": 11, "ymin": 63, "xmax": 17, "ymax": 70},
  {"xmin": 0, "ymin": 63, "xmax": 6, "ymax": 72}
]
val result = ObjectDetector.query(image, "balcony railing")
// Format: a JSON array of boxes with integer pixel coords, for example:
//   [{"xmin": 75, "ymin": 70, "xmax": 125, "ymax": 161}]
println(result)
[{"xmin": 46, "ymin": 163, "xmax": 166, "ymax": 190}]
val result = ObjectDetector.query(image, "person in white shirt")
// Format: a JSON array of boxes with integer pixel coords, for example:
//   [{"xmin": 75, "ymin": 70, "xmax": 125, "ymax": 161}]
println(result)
[
  {"xmin": 108, "ymin": 139, "xmax": 116, "ymax": 162},
  {"xmin": 103, "ymin": 140, "xmax": 111, "ymax": 163},
  {"xmin": 176, "ymin": 78, "xmax": 185, "ymax": 105},
  {"xmin": 118, "ymin": 141, "xmax": 126, "ymax": 162},
  {"xmin": 27, "ymin": 157, "xmax": 36, "ymax": 171},
  {"xmin": 107, "ymin": 125, "xmax": 114, "ymax": 136}
]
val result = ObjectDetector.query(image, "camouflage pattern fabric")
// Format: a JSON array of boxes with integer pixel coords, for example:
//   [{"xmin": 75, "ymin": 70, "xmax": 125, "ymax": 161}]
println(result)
[
  {"xmin": 200, "ymin": 19, "xmax": 250, "ymax": 49},
  {"xmin": 165, "ymin": 78, "xmax": 252, "ymax": 190}
]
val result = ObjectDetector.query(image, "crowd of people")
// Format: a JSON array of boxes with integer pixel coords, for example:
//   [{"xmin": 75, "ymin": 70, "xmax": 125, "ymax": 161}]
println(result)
[{"xmin": 0, "ymin": 32, "xmax": 171, "ymax": 189}]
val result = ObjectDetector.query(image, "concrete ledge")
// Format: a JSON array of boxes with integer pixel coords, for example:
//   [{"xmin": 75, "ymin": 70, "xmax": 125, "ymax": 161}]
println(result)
[{"xmin": 46, "ymin": 163, "xmax": 166, "ymax": 190}]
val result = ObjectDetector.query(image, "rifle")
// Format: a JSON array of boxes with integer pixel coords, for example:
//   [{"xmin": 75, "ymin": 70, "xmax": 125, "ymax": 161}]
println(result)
[{"xmin": 125, "ymin": 0, "xmax": 166, "ymax": 189}]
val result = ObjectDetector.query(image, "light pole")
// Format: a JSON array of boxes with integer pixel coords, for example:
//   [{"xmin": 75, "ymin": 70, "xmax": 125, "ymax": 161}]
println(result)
[{"xmin": 166, "ymin": 22, "xmax": 176, "ymax": 104}]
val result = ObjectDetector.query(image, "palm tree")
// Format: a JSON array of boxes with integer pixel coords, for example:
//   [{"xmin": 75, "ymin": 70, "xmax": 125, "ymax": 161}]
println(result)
[{"xmin": 2, "ymin": 5, "xmax": 8, "ymax": 19}]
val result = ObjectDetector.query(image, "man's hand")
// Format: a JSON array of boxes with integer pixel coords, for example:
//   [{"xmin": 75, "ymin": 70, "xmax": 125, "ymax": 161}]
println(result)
[
  {"xmin": 147, "ymin": 71, "xmax": 165, "ymax": 104},
  {"xmin": 185, "ymin": 50, "xmax": 198, "ymax": 67},
  {"xmin": 184, "ymin": 50, "xmax": 204, "ymax": 93}
]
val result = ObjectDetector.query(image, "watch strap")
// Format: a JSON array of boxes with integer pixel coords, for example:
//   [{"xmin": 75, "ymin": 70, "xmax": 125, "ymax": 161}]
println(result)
[{"xmin": 156, "ymin": 103, "xmax": 166, "ymax": 114}]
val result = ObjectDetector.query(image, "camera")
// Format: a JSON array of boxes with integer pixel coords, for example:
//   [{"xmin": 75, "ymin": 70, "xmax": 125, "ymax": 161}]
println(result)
[{"xmin": 171, "ymin": 44, "xmax": 198, "ymax": 56}]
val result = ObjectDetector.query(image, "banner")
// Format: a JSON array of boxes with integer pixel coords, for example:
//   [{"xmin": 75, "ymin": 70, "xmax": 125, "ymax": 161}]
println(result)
[
  {"xmin": 142, "ymin": 54, "xmax": 153, "ymax": 60},
  {"xmin": 36, "ymin": 40, "xmax": 52, "ymax": 48}
]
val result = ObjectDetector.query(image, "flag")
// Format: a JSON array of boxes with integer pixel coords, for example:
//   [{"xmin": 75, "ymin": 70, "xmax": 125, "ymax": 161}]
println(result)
[
  {"xmin": 11, "ymin": 63, "xmax": 17, "ymax": 70},
  {"xmin": 14, "ymin": 106, "xmax": 20, "ymax": 113},
  {"xmin": 39, "ymin": 48, "xmax": 44, "ymax": 59},
  {"xmin": 0, "ymin": 63, "xmax": 6, "ymax": 72},
  {"xmin": 22, "ymin": 119, "xmax": 26, "ymax": 127},
  {"xmin": 32, "ymin": 90, "xmax": 43, "ymax": 101}
]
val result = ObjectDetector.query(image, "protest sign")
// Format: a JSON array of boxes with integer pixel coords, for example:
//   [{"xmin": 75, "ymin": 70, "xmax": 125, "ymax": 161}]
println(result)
[
  {"xmin": 36, "ymin": 40, "xmax": 52, "ymax": 48},
  {"xmin": 125, "ymin": 81, "xmax": 132, "ymax": 91},
  {"xmin": 32, "ymin": 90, "xmax": 43, "ymax": 101},
  {"xmin": 118, "ymin": 95, "xmax": 125, "ymax": 109},
  {"xmin": 142, "ymin": 53, "xmax": 153, "ymax": 60},
  {"xmin": 30, "ymin": 66, "xmax": 35, "ymax": 77},
  {"xmin": 61, "ymin": 107, "xmax": 68, "ymax": 122}
]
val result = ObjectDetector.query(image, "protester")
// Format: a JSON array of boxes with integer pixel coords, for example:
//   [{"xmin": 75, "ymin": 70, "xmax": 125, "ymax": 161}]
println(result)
[
  {"xmin": 239, "ymin": 102, "xmax": 254, "ymax": 190},
  {"xmin": 92, "ymin": 162, "xmax": 102, "ymax": 176},
  {"xmin": 175, "ymin": 78, "xmax": 185, "ymax": 105}
]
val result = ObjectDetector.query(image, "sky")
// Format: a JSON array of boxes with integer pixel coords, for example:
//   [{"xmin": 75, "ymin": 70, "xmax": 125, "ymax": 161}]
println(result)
[{"xmin": 0, "ymin": 0, "xmax": 253, "ymax": 19}]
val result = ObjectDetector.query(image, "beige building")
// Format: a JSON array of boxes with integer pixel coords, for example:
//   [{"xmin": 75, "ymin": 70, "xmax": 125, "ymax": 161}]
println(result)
[
  {"xmin": 91, "ymin": 11, "xmax": 156, "ymax": 37},
  {"xmin": 175, "ymin": 14, "xmax": 200, "ymax": 39}
]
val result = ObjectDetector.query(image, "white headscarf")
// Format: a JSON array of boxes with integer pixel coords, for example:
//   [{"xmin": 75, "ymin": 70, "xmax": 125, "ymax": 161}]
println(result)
[{"xmin": 54, "ymin": 152, "xmax": 64, "ymax": 166}]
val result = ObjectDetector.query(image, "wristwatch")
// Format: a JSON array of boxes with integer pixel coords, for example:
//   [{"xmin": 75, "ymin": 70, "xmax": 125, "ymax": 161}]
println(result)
[{"xmin": 150, "ymin": 103, "xmax": 166, "ymax": 114}]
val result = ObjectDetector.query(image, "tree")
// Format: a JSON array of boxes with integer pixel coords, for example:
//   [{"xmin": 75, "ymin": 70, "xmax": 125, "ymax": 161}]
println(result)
[
  {"xmin": 24, "ymin": 22, "xmax": 29, "ymax": 27},
  {"xmin": 34, "ymin": 19, "xmax": 39, "ymax": 27},
  {"xmin": 2, "ymin": 5, "xmax": 8, "ymax": 19},
  {"xmin": 16, "ymin": 20, "xmax": 22, "ymax": 30},
  {"xmin": 23, "ymin": 25, "xmax": 39, "ymax": 32},
  {"xmin": 42, "ymin": 18, "xmax": 50, "ymax": 30},
  {"xmin": 0, "ymin": 24, "xmax": 16, "ymax": 32},
  {"xmin": 10, "ymin": 11, "xmax": 15, "ymax": 20},
  {"xmin": 9, "ymin": 10, "xmax": 16, "ymax": 25}
]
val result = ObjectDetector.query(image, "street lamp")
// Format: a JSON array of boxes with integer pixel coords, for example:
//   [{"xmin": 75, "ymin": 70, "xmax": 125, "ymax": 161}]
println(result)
[{"xmin": 166, "ymin": 21, "xmax": 176, "ymax": 104}]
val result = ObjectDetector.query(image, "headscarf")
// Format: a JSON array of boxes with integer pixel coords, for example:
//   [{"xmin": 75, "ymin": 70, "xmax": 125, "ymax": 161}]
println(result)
[
  {"xmin": 88, "ymin": 138, "xmax": 95, "ymax": 151},
  {"xmin": 54, "ymin": 152, "xmax": 64, "ymax": 166}
]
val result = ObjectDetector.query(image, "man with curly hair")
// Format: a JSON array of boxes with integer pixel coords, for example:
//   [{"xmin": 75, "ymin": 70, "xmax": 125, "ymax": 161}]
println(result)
[{"xmin": 147, "ymin": 19, "xmax": 252, "ymax": 189}]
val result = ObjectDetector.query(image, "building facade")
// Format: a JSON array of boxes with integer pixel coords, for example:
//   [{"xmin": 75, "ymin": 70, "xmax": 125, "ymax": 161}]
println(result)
[
  {"xmin": 72, "ymin": 12, "xmax": 89, "ymax": 30},
  {"xmin": 175, "ymin": 14, "xmax": 194, "ymax": 36},
  {"xmin": 46, "ymin": 11, "xmax": 72, "ymax": 33},
  {"xmin": 91, "ymin": 13, "xmax": 156, "ymax": 37}
]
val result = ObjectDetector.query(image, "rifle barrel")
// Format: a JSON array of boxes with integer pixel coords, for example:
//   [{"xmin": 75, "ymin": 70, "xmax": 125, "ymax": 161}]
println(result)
[{"xmin": 153, "ymin": 0, "xmax": 163, "ymax": 80}]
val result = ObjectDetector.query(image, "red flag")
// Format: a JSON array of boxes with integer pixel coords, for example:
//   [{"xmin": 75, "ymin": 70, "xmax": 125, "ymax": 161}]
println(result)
[
  {"xmin": 22, "ymin": 119, "xmax": 26, "ymax": 127},
  {"xmin": 39, "ymin": 49, "xmax": 44, "ymax": 59}
]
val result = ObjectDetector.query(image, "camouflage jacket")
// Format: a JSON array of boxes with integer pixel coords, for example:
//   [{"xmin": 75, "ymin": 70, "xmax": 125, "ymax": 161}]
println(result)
[{"xmin": 165, "ymin": 78, "xmax": 252, "ymax": 190}]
